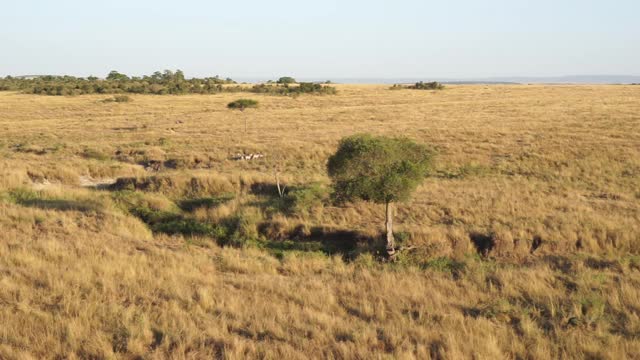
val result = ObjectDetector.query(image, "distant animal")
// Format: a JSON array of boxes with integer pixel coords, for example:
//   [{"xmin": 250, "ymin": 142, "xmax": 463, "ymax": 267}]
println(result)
[{"xmin": 231, "ymin": 153, "xmax": 265, "ymax": 161}]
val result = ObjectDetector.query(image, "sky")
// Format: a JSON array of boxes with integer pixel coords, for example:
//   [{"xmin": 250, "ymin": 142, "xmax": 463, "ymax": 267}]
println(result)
[{"xmin": 1, "ymin": 0, "xmax": 638, "ymax": 80}]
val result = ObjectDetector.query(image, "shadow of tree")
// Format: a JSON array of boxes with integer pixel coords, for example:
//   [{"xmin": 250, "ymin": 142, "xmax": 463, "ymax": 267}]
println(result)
[
  {"xmin": 261, "ymin": 227, "xmax": 377, "ymax": 260},
  {"xmin": 17, "ymin": 198, "xmax": 103, "ymax": 212}
]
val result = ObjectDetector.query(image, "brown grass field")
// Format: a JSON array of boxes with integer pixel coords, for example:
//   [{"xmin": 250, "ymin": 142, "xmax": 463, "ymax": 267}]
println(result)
[{"xmin": 0, "ymin": 85, "xmax": 639, "ymax": 359}]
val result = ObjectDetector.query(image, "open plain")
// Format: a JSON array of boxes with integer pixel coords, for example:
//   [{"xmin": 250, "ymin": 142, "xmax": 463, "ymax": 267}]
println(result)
[{"xmin": 1, "ymin": 85, "xmax": 639, "ymax": 359}]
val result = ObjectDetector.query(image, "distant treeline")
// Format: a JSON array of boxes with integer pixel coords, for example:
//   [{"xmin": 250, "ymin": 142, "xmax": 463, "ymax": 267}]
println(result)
[
  {"xmin": 390, "ymin": 81, "xmax": 445, "ymax": 90},
  {"xmin": 0, "ymin": 70, "xmax": 337, "ymax": 96}
]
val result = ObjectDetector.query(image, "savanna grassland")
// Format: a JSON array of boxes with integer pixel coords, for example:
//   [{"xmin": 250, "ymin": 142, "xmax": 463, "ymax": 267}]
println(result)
[{"xmin": 0, "ymin": 85, "xmax": 639, "ymax": 359}]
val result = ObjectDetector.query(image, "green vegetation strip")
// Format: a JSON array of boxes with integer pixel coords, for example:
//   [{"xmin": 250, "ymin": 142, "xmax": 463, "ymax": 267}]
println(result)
[{"xmin": 0, "ymin": 70, "xmax": 337, "ymax": 96}]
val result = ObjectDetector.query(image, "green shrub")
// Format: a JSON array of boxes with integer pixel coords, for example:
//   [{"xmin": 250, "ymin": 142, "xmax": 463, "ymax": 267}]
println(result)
[
  {"xmin": 6, "ymin": 188, "xmax": 40, "ymax": 203},
  {"xmin": 227, "ymin": 99, "xmax": 258, "ymax": 111},
  {"xmin": 390, "ymin": 82, "xmax": 444, "ymax": 90},
  {"xmin": 220, "ymin": 208, "xmax": 263, "ymax": 247},
  {"xmin": 422, "ymin": 257, "xmax": 466, "ymax": 274},
  {"xmin": 179, "ymin": 194, "xmax": 234, "ymax": 212},
  {"xmin": 276, "ymin": 76, "xmax": 296, "ymax": 84},
  {"xmin": 284, "ymin": 183, "xmax": 326, "ymax": 215},
  {"xmin": 127, "ymin": 203, "xmax": 227, "ymax": 240},
  {"xmin": 296, "ymin": 82, "xmax": 337, "ymax": 95},
  {"xmin": 117, "ymin": 191, "xmax": 261, "ymax": 248},
  {"xmin": 106, "ymin": 71, "xmax": 130, "ymax": 81},
  {"xmin": 114, "ymin": 95, "xmax": 131, "ymax": 102},
  {"xmin": 410, "ymin": 81, "xmax": 444, "ymax": 90},
  {"xmin": 353, "ymin": 253, "xmax": 377, "ymax": 268},
  {"xmin": 250, "ymin": 83, "xmax": 336, "ymax": 96}
]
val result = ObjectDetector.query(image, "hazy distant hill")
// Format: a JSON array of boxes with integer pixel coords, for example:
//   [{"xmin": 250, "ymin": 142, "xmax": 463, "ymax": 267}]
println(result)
[
  {"xmin": 475, "ymin": 75, "xmax": 640, "ymax": 84},
  {"xmin": 278, "ymin": 75, "xmax": 640, "ymax": 85}
]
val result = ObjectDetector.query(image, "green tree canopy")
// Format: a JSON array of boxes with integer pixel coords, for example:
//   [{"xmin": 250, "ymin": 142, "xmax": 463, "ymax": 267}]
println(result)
[
  {"xmin": 328, "ymin": 134, "xmax": 433, "ymax": 204},
  {"xmin": 106, "ymin": 70, "xmax": 130, "ymax": 81},
  {"xmin": 277, "ymin": 76, "xmax": 296, "ymax": 84},
  {"xmin": 227, "ymin": 99, "xmax": 258, "ymax": 111},
  {"xmin": 227, "ymin": 99, "xmax": 259, "ymax": 133}
]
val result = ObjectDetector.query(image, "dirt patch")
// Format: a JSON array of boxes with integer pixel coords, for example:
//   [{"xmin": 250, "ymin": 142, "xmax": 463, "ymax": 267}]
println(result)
[
  {"xmin": 79, "ymin": 176, "xmax": 117, "ymax": 189},
  {"xmin": 30, "ymin": 178, "xmax": 55, "ymax": 190},
  {"xmin": 29, "ymin": 176, "xmax": 116, "ymax": 190}
]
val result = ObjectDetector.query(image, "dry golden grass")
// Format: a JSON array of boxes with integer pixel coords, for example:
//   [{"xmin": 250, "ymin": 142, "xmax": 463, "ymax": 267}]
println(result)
[{"xmin": 0, "ymin": 85, "xmax": 639, "ymax": 358}]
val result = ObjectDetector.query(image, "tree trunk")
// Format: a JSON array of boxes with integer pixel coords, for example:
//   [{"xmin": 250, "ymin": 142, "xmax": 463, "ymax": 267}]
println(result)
[
  {"xmin": 385, "ymin": 201, "xmax": 395, "ymax": 256},
  {"xmin": 275, "ymin": 168, "xmax": 285, "ymax": 198}
]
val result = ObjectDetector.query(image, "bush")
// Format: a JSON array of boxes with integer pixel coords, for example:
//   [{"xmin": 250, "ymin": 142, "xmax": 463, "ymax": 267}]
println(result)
[
  {"xmin": 297, "ymin": 82, "xmax": 336, "ymax": 94},
  {"xmin": 276, "ymin": 76, "xmax": 296, "ymax": 84},
  {"xmin": 6, "ymin": 188, "xmax": 40, "ymax": 204},
  {"xmin": 248, "ymin": 83, "xmax": 337, "ymax": 96},
  {"xmin": 283, "ymin": 183, "xmax": 327, "ymax": 215},
  {"xmin": 220, "ymin": 208, "xmax": 262, "ymax": 247},
  {"xmin": 227, "ymin": 99, "xmax": 258, "ymax": 111},
  {"xmin": 121, "ymin": 197, "xmax": 224, "ymax": 238},
  {"xmin": 112, "ymin": 189, "xmax": 259, "ymax": 247},
  {"xmin": 410, "ymin": 81, "xmax": 444, "ymax": 90},
  {"xmin": 422, "ymin": 257, "xmax": 466, "ymax": 274},
  {"xmin": 114, "ymin": 95, "xmax": 131, "ymax": 102},
  {"xmin": 390, "ymin": 81, "xmax": 444, "ymax": 90}
]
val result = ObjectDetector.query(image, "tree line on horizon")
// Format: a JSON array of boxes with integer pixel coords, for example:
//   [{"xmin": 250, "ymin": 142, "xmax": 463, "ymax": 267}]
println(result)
[
  {"xmin": 0, "ymin": 70, "xmax": 337, "ymax": 96},
  {"xmin": 390, "ymin": 81, "xmax": 444, "ymax": 90}
]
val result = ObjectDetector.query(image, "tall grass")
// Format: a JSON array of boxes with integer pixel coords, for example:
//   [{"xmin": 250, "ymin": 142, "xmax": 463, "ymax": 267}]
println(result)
[{"xmin": 0, "ymin": 84, "xmax": 639, "ymax": 358}]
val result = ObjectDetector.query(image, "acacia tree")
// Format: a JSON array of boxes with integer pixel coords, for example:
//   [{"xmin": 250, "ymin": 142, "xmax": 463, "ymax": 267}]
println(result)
[
  {"xmin": 277, "ymin": 76, "xmax": 296, "ymax": 84},
  {"xmin": 227, "ymin": 99, "xmax": 258, "ymax": 133},
  {"xmin": 327, "ymin": 134, "xmax": 433, "ymax": 256},
  {"xmin": 106, "ymin": 70, "xmax": 130, "ymax": 81}
]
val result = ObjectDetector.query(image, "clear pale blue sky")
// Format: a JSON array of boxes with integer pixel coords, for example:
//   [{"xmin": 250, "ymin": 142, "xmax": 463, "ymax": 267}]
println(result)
[{"xmin": 1, "ymin": 0, "xmax": 638, "ymax": 79}]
